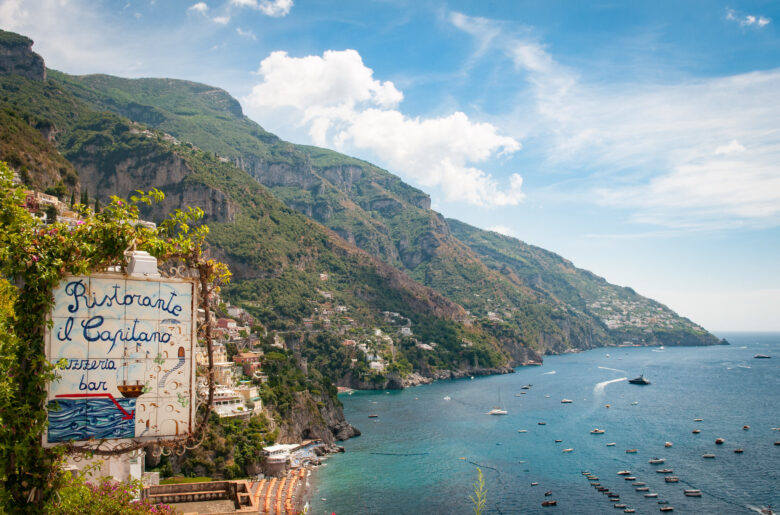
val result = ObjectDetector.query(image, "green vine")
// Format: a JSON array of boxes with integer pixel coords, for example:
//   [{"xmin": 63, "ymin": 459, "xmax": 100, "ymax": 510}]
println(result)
[{"xmin": 0, "ymin": 161, "xmax": 230, "ymax": 512}]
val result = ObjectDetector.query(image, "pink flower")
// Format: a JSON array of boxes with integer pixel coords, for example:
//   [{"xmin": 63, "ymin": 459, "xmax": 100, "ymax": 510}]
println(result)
[
  {"xmin": 31, "ymin": 255, "xmax": 39, "ymax": 262},
  {"xmin": 76, "ymin": 220, "xmax": 85, "ymax": 225}
]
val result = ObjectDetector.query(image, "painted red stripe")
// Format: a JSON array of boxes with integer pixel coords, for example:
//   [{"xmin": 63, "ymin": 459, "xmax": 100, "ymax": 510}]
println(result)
[{"xmin": 55, "ymin": 393, "xmax": 134, "ymax": 419}]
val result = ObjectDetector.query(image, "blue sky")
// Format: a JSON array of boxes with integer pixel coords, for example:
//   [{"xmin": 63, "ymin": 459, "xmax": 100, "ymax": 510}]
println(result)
[{"xmin": 2, "ymin": 0, "xmax": 779, "ymax": 331}]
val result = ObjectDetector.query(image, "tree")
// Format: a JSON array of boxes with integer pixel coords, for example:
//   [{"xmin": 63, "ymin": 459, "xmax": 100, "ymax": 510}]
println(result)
[{"xmin": 0, "ymin": 161, "xmax": 230, "ymax": 512}]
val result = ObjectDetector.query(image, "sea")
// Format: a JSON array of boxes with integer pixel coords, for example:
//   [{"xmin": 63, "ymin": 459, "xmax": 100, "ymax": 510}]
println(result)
[{"xmin": 309, "ymin": 333, "xmax": 779, "ymax": 514}]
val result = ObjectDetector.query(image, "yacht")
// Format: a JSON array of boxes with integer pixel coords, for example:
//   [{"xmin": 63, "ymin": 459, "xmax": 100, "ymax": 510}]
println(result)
[
  {"xmin": 648, "ymin": 458, "xmax": 665, "ymax": 464},
  {"xmin": 561, "ymin": 398, "xmax": 573, "ymax": 403},
  {"xmin": 590, "ymin": 428, "xmax": 605, "ymax": 434},
  {"xmin": 754, "ymin": 354, "xmax": 771, "ymax": 359},
  {"xmin": 628, "ymin": 374, "xmax": 651, "ymax": 385},
  {"xmin": 488, "ymin": 407, "xmax": 507, "ymax": 415},
  {"xmin": 684, "ymin": 489, "xmax": 702, "ymax": 497}
]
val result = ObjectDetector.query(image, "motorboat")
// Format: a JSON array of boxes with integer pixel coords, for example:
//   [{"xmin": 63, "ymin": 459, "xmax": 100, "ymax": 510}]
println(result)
[
  {"xmin": 518, "ymin": 429, "xmax": 528, "ymax": 433},
  {"xmin": 702, "ymin": 454, "xmax": 716, "ymax": 459},
  {"xmin": 649, "ymin": 458, "xmax": 665, "ymax": 464},
  {"xmin": 625, "ymin": 476, "xmax": 636, "ymax": 481},
  {"xmin": 625, "ymin": 449, "xmax": 638, "ymax": 453},
  {"xmin": 591, "ymin": 428, "xmax": 605, "ymax": 434},
  {"xmin": 531, "ymin": 482, "xmax": 539, "ymax": 486},
  {"xmin": 743, "ymin": 425, "xmax": 750, "ymax": 430},
  {"xmin": 368, "ymin": 414, "xmax": 378, "ymax": 418},
  {"xmin": 684, "ymin": 489, "xmax": 702, "ymax": 497},
  {"xmin": 555, "ymin": 439, "xmax": 563, "ymax": 442},
  {"xmin": 561, "ymin": 398, "xmax": 573, "ymax": 403},
  {"xmin": 521, "ymin": 384, "xmax": 533, "ymax": 389},
  {"xmin": 636, "ymin": 487, "xmax": 649, "ymax": 492},
  {"xmin": 656, "ymin": 469, "xmax": 673, "ymax": 473},
  {"xmin": 628, "ymin": 374, "xmax": 650, "ymax": 385},
  {"xmin": 632, "ymin": 482, "xmax": 646, "ymax": 486},
  {"xmin": 614, "ymin": 504, "xmax": 627, "ymax": 509},
  {"xmin": 645, "ymin": 493, "xmax": 658, "ymax": 498},
  {"xmin": 754, "ymin": 354, "xmax": 771, "ymax": 359},
  {"xmin": 715, "ymin": 438, "xmax": 725, "ymax": 444},
  {"xmin": 664, "ymin": 442, "xmax": 673, "ymax": 448},
  {"xmin": 664, "ymin": 476, "xmax": 679, "ymax": 483},
  {"xmin": 544, "ymin": 491, "xmax": 553, "ymax": 497},
  {"xmin": 692, "ymin": 429, "xmax": 701, "ymax": 434},
  {"xmin": 694, "ymin": 418, "xmax": 703, "ymax": 422},
  {"xmin": 488, "ymin": 408, "xmax": 508, "ymax": 415},
  {"xmin": 660, "ymin": 507, "xmax": 674, "ymax": 512},
  {"xmin": 563, "ymin": 448, "xmax": 574, "ymax": 453},
  {"xmin": 541, "ymin": 500, "xmax": 557, "ymax": 507},
  {"xmin": 734, "ymin": 448, "xmax": 744, "ymax": 453},
  {"xmin": 617, "ymin": 470, "xmax": 632, "ymax": 475},
  {"xmin": 759, "ymin": 506, "xmax": 774, "ymax": 515},
  {"xmin": 624, "ymin": 510, "xmax": 636, "ymax": 513},
  {"xmin": 443, "ymin": 396, "xmax": 451, "ymax": 401},
  {"xmin": 538, "ymin": 421, "xmax": 547, "ymax": 425},
  {"xmin": 607, "ymin": 442, "xmax": 617, "ymax": 446}
]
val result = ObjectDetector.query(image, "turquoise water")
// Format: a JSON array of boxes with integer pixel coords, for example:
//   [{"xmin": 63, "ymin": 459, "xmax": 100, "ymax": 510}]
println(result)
[{"xmin": 310, "ymin": 333, "xmax": 779, "ymax": 514}]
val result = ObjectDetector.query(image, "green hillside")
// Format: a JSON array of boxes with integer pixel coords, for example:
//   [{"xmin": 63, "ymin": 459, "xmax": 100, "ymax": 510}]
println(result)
[
  {"xmin": 448, "ymin": 219, "xmax": 723, "ymax": 346},
  {"xmin": 48, "ymin": 69, "xmax": 725, "ymax": 352},
  {"xmin": 0, "ymin": 63, "xmax": 508, "ymax": 381}
]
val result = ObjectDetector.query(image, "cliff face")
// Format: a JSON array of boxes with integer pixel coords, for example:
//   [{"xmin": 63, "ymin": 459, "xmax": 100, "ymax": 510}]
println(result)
[
  {"xmin": 275, "ymin": 391, "xmax": 360, "ymax": 445},
  {"xmin": 0, "ymin": 30, "xmax": 45, "ymax": 81}
]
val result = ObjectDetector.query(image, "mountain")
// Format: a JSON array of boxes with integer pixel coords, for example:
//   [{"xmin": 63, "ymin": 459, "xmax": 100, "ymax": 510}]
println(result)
[
  {"xmin": 48, "ymin": 67, "xmax": 724, "ymax": 354},
  {"xmin": 0, "ymin": 30, "xmax": 519, "ymax": 449}
]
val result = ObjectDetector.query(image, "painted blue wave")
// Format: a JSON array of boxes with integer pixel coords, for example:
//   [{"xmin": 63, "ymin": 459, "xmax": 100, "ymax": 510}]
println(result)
[{"xmin": 48, "ymin": 398, "xmax": 135, "ymax": 443}]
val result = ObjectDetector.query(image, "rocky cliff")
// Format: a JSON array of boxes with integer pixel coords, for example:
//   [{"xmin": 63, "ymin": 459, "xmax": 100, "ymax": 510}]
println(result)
[{"xmin": 0, "ymin": 30, "xmax": 45, "ymax": 81}]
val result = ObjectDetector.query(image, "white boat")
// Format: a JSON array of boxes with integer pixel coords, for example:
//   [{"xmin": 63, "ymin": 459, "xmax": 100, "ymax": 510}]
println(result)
[
  {"xmin": 649, "ymin": 458, "xmax": 665, "ymax": 464},
  {"xmin": 488, "ymin": 388, "xmax": 507, "ymax": 415},
  {"xmin": 561, "ymin": 398, "xmax": 573, "ymax": 403},
  {"xmin": 443, "ymin": 396, "xmax": 451, "ymax": 401},
  {"xmin": 606, "ymin": 442, "xmax": 616, "ymax": 446},
  {"xmin": 590, "ymin": 428, "xmax": 605, "ymax": 434}
]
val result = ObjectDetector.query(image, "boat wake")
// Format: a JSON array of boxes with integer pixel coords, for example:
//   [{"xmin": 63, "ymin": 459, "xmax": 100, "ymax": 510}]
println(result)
[
  {"xmin": 542, "ymin": 370, "xmax": 556, "ymax": 375},
  {"xmin": 598, "ymin": 366, "xmax": 627, "ymax": 374},
  {"xmin": 593, "ymin": 377, "xmax": 627, "ymax": 395}
]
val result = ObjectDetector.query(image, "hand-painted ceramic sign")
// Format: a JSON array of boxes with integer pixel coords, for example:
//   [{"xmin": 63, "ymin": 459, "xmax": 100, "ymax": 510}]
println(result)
[{"xmin": 44, "ymin": 273, "xmax": 197, "ymax": 446}]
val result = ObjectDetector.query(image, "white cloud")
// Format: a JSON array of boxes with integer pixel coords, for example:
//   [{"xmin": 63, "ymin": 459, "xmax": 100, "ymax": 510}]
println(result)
[
  {"xmin": 231, "ymin": 0, "xmax": 292, "ymax": 17},
  {"xmin": 212, "ymin": 15, "xmax": 230, "ymax": 24},
  {"xmin": 236, "ymin": 27, "xmax": 256, "ymax": 40},
  {"xmin": 243, "ymin": 49, "xmax": 523, "ymax": 206},
  {"xmin": 188, "ymin": 2, "xmax": 208, "ymax": 13},
  {"xmin": 726, "ymin": 8, "xmax": 771, "ymax": 28},
  {"xmin": 487, "ymin": 225, "xmax": 515, "ymax": 236},
  {"xmin": 450, "ymin": 12, "xmax": 780, "ymax": 229},
  {"xmin": 714, "ymin": 140, "xmax": 746, "ymax": 155}
]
